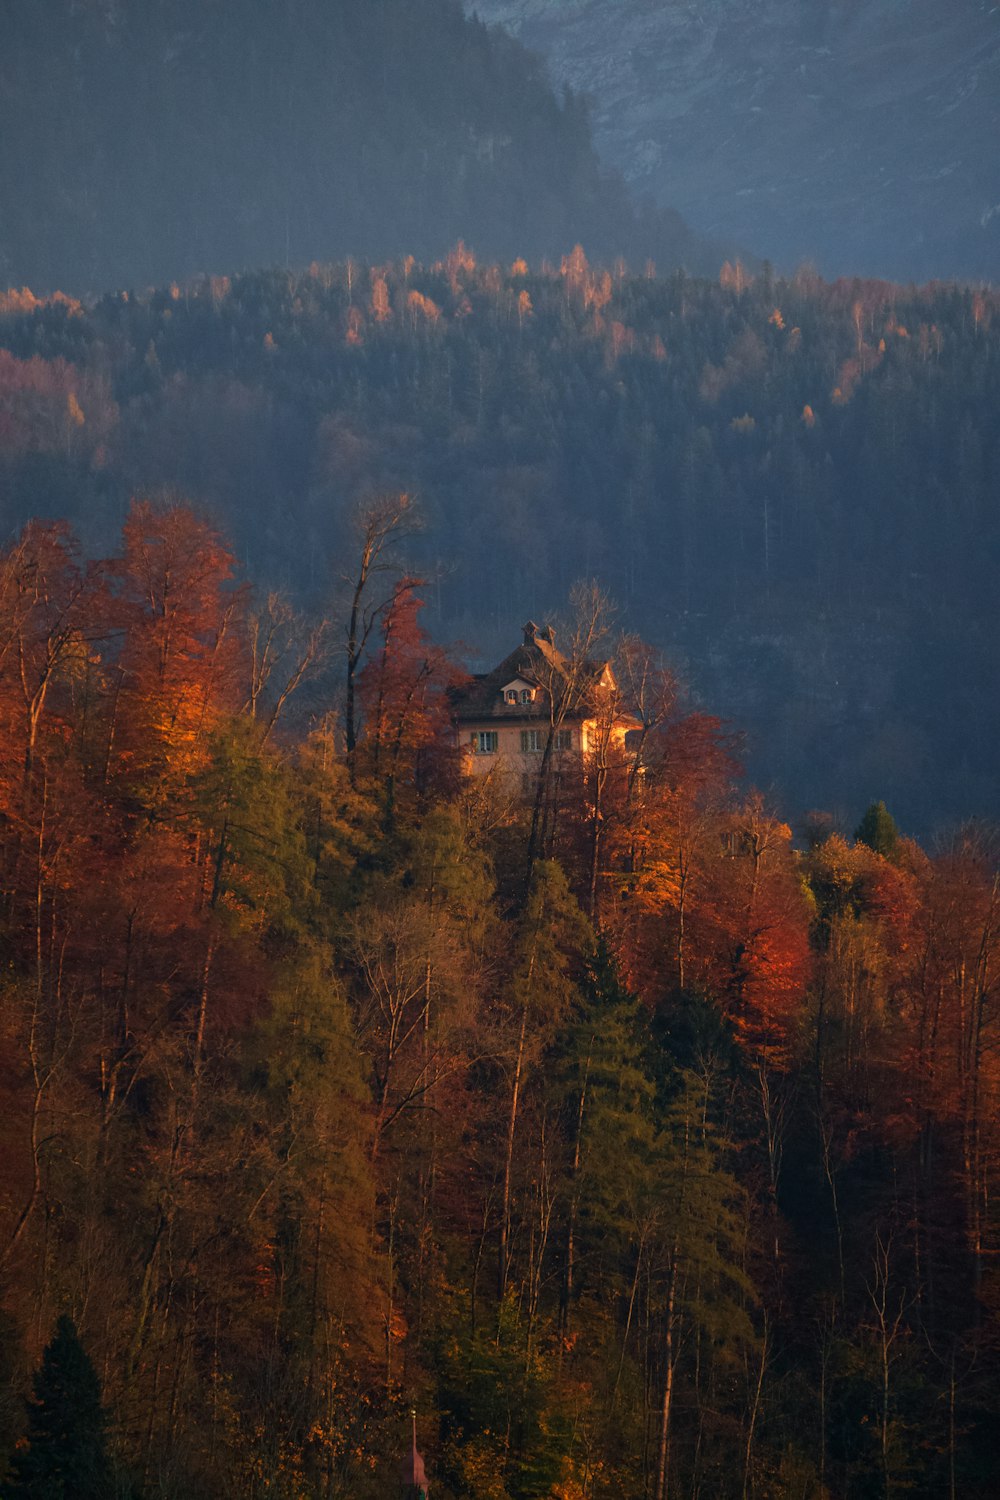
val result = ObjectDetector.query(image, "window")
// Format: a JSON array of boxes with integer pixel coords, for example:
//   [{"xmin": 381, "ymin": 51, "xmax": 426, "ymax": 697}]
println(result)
[
  {"xmin": 473, "ymin": 731, "xmax": 498, "ymax": 754},
  {"xmin": 554, "ymin": 729, "xmax": 573, "ymax": 751},
  {"xmin": 505, "ymin": 689, "xmax": 518, "ymax": 704},
  {"xmin": 520, "ymin": 729, "xmax": 543, "ymax": 753},
  {"xmin": 520, "ymin": 688, "xmax": 533, "ymax": 703}
]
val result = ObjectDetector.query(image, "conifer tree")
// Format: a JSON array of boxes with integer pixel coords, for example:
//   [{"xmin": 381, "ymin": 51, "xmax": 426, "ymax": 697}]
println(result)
[
  {"xmin": 854, "ymin": 800, "xmax": 900, "ymax": 858},
  {"xmin": 4, "ymin": 1316, "xmax": 114, "ymax": 1499},
  {"xmin": 552, "ymin": 942, "xmax": 655, "ymax": 1335}
]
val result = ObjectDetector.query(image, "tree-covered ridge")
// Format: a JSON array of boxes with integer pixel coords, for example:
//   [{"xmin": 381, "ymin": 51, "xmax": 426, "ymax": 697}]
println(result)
[
  {"xmin": 0, "ymin": 503, "xmax": 997, "ymax": 1498},
  {"xmin": 1, "ymin": 254, "xmax": 998, "ymax": 833},
  {"xmin": 0, "ymin": 0, "xmax": 714, "ymax": 296}
]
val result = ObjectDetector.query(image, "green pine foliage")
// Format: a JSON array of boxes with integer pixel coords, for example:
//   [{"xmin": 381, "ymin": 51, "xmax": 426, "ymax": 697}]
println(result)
[{"xmin": 853, "ymin": 799, "xmax": 900, "ymax": 858}]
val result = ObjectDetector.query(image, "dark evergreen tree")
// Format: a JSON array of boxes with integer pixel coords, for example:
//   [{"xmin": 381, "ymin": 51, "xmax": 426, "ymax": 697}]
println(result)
[
  {"xmin": 854, "ymin": 799, "xmax": 900, "ymax": 857},
  {"xmin": 0, "ymin": 1313, "xmax": 23, "ymax": 1491},
  {"xmin": 4, "ymin": 1318, "xmax": 114, "ymax": 1500}
]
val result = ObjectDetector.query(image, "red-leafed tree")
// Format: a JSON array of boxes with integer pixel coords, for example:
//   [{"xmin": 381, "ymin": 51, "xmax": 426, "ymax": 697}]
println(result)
[
  {"xmin": 606, "ymin": 709, "xmax": 739, "ymax": 1002},
  {"xmin": 356, "ymin": 578, "xmax": 466, "ymax": 822},
  {"xmin": 107, "ymin": 500, "xmax": 246, "ymax": 809},
  {"xmin": 695, "ymin": 794, "xmax": 812, "ymax": 1064}
]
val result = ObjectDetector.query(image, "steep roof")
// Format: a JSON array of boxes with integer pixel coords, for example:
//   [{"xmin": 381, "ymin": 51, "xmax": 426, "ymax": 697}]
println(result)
[{"xmin": 451, "ymin": 621, "xmax": 609, "ymax": 721}]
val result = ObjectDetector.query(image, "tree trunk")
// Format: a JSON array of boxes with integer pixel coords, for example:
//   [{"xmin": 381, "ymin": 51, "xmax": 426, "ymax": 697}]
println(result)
[
  {"xmin": 498, "ymin": 1004, "xmax": 528, "ymax": 1305},
  {"xmin": 654, "ymin": 1251, "xmax": 678, "ymax": 1500},
  {"xmin": 561, "ymin": 1042, "xmax": 592, "ymax": 1337}
]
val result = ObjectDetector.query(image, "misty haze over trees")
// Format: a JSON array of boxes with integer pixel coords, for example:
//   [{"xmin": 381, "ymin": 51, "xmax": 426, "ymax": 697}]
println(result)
[{"xmin": 0, "ymin": 255, "xmax": 997, "ymax": 838}]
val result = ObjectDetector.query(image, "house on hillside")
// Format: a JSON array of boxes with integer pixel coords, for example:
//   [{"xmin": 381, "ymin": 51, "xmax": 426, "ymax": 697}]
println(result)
[{"xmin": 451, "ymin": 621, "xmax": 636, "ymax": 789}]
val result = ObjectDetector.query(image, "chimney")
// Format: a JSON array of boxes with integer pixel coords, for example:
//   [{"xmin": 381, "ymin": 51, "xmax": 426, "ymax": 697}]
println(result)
[{"xmin": 522, "ymin": 620, "xmax": 539, "ymax": 645}]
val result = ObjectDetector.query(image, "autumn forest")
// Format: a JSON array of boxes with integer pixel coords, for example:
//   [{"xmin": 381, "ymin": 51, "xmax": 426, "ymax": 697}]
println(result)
[
  {"xmin": 3, "ymin": 0, "xmax": 1000, "ymax": 1491},
  {"xmin": 0, "ymin": 452, "xmax": 996, "ymax": 1499}
]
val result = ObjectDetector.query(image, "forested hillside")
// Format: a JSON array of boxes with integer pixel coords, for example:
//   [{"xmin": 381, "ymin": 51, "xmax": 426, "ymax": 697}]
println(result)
[
  {"xmin": 0, "ymin": 504, "xmax": 997, "ymax": 1498},
  {"xmin": 1, "ymin": 255, "xmax": 997, "ymax": 834},
  {"xmin": 5, "ymin": 6, "xmax": 998, "ymax": 1497},
  {"xmin": 0, "ymin": 0, "xmax": 714, "ymax": 295}
]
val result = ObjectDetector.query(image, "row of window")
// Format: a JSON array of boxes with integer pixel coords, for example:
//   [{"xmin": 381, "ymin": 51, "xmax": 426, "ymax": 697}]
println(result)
[
  {"xmin": 471, "ymin": 729, "xmax": 573, "ymax": 754},
  {"xmin": 504, "ymin": 687, "xmax": 535, "ymax": 704}
]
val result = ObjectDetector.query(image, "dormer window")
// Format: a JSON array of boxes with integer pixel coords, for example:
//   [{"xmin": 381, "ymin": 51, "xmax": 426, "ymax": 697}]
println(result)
[{"xmin": 501, "ymin": 677, "xmax": 535, "ymax": 705}]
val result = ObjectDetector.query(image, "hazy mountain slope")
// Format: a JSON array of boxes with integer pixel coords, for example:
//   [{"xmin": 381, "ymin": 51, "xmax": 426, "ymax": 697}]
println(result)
[
  {"xmin": 2, "ymin": 262, "xmax": 997, "ymax": 836},
  {"xmin": 467, "ymin": 0, "xmax": 1000, "ymax": 283},
  {"xmin": 0, "ymin": 0, "xmax": 716, "ymax": 295}
]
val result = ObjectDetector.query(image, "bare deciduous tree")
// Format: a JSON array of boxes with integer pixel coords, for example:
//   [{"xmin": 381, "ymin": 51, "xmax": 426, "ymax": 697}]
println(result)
[
  {"xmin": 244, "ymin": 590, "xmax": 330, "ymax": 741},
  {"xmin": 342, "ymin": 493, "xmax": 418, "ymax": 766}
]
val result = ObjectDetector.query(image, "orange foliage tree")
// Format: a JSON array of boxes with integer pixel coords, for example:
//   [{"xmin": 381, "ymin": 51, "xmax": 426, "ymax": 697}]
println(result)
[
  {"xmin": 356, "ymin": 579, "xmax": 466, "ymax": 822},
  {"xmin": 108, "ymin": 500, "xmax": 246, "ymax": 808}
]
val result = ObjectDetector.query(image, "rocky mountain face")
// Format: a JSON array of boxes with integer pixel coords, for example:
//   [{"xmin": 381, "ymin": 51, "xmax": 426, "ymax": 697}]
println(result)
[{"xmin": 466, "ymin": 0, "xmax": 1000, "ymax": 282}]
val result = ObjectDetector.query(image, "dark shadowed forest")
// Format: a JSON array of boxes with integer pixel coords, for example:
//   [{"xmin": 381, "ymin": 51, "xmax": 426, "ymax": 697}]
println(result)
[
  {"xmin": 0, "ymin": 500, "xmax": 998, "ymax": 1499},
  {"xmin": 0, "ymin": 0, "xmax": 716, "ymax": 296},
  {"xmin": 0, "ymin": 254, "xmax": 997, "ymax": 834}
]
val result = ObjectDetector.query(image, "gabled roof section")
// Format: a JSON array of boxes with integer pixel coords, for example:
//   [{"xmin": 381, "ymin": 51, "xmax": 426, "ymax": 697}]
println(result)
[{"xmin": 451, "ymin": 621, "xmax": 612, "ymax": 721}]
